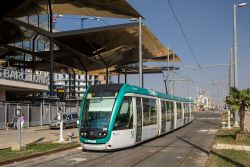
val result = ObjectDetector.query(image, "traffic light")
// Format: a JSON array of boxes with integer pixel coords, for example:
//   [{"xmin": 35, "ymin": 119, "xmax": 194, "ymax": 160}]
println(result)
[{"xmin": 57, "ymin": 88, "xmax": 65, "ymax": 100}]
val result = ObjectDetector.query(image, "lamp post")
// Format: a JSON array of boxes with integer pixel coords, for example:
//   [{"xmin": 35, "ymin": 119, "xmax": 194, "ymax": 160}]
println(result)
[
  {"xmin": 233, "ymin": 2, "xmax": 247, "ymax": 88},
  {"xmin": 233, "ymin": 2, "xmax": 247, "ymax": 127}
]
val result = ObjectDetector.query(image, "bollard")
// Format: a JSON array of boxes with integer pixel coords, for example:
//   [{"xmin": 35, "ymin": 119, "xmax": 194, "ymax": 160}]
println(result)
[{"xmin": 227, "ymin": 109, "xmax": 231, "ymax": 128}]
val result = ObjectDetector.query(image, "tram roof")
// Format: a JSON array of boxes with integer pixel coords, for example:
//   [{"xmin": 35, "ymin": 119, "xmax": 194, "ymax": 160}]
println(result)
[
  {"xmin": 0, "ymin": 0, "xmax": 142, "ymax": 19},
  {"xmin": 85, "ymin": 84, "xmax": 192, "ymax": 102}
]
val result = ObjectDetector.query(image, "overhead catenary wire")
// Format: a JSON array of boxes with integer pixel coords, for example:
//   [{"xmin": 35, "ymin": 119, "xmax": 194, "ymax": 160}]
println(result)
[{"xmin": 165, "ymin": 0, "xmax": 201, "ymax": 68}]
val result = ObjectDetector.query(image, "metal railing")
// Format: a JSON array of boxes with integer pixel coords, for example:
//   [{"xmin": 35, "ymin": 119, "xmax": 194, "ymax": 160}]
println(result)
[{"xmin": 0, "ymin": 102, "xmax": 81, "ymax": 129}]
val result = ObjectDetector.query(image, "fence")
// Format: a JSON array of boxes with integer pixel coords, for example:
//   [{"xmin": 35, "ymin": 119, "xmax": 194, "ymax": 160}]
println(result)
[{"xmin": 0, "ymin": 102, "xmax": 81, "ymax": 129}]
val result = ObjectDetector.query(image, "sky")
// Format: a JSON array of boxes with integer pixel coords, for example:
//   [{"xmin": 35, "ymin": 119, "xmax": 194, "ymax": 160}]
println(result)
[{"xmin": 56, "ymin": 0, "xmax": 250, "ymax": 104}]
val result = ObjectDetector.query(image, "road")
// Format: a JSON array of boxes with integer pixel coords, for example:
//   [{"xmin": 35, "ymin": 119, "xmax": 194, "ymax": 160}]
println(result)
[{"xmin": 3, "ymin": 111, "xmax": 221, "ymax": 167}]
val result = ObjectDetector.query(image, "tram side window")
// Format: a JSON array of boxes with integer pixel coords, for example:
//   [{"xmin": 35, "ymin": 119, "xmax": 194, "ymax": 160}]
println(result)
[
  {"xmin": 161, "ymin": 101, "xmax": 167, "ymax": 122},
  {"xmin": 143, "ymin": 98, "xmax": 157, "ymax": 126},
  {"xmin": 186, "ymin": 103, "xmax": 190, "ymax": 117},
  {"xmin": 166, "ymin": 101, "xmax": 173, "ymax": 121},
  {"xmin": 183, "ymin": 103, "xmax": 186, "ymax": 117},
  {"xmin": 113, "ymin": 97, "xmax": 133, "ymax": 130},
  {"xmin": 177, "ymin": 102, "xmax": 182, "ymax": 119}
]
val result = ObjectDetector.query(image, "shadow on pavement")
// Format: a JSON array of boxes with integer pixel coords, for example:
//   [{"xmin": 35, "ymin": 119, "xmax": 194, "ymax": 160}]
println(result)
[
  {"xmin": 210, "ymin": 150, "xmax": 245, "ymax": 167},
  {"xmin": 178, "ymin": 137, "xmax": 245, "ymax": 167},
  {"xmin": 177, "ymin": 137, "xmax": 210, "ymax": 155},
  {"xmin": 30, "ymin": 137, "xmax": 45, "ymax": 145}
]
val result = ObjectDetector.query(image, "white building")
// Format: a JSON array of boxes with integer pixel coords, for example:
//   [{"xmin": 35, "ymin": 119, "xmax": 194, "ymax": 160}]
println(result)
[{"xmin": 53, "ymin": 73, "xmax": 106, "ymax": 99}]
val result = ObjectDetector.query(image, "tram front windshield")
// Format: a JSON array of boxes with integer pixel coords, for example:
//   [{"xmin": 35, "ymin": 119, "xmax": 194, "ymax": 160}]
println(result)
[{"xmin": 82, "ymin": 91, "xmax": 117, "ymax": 131}]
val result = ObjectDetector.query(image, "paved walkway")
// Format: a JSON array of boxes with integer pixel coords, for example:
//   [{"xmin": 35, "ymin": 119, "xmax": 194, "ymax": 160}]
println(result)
[
  {"xmin": 0, "ymin": 126, "xmax": 79, "ymax": 149},
  {"xmin": 213, "ymin": 144, "xmax": 250, "ymax": 151}
]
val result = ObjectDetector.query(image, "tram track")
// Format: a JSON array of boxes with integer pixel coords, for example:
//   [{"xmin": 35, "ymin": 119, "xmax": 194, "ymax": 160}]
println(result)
[
  {"xmin": 176, "ymin": 118, "xmax": 219, "ymax": 167},
  {"xmin": 127, "ymin": 118, "xmax": 216, "ymax": 167},
  {"xmin": 20, "ymin": 147, "xmax": 116, "ymax": 167},
  {"xmin": 17, "ymin": 149, "xmax": 84, "ymax": 167},
  {"xmin": 5, "ymin": 113, "xmax": 219, "ymax": 167},
  {"xmin": 127, "ymin": 122, "xmax": 196, "ymax": 167},
  {"xmin": 176, "ymin": 128, "xmax": 210, "ymax": 167}
]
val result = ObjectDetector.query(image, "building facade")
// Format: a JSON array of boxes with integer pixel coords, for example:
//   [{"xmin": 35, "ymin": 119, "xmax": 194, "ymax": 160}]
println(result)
[{"xmin": 53, "ymin": 73, "xmax": 107, "ymax": 99}]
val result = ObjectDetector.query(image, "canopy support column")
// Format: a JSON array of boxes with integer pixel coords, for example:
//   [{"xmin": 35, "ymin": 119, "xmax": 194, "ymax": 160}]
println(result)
[
  {"xmin": 48, "ymin": 0, "xmax": 54, "ymax": 98},
  {"xmin": 118, "ymin": 72, "xmax": 120, "ymax": 84},
  {"xmin": 106, "ymin": 67, "xmax": 109, "ymax": 84},
  {"xmin": 125, "ymin": 69, "xmax": 127, "ymax": 84},
  {"xmin": 85, "ymin": 71, "xmax": 88, "ymax": 89}
]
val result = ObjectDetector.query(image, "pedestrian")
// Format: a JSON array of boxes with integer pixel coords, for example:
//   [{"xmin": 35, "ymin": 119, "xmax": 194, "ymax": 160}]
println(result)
[{"xmin": 21, "ymin": 114, "xmax": 25, "ymax": 128}]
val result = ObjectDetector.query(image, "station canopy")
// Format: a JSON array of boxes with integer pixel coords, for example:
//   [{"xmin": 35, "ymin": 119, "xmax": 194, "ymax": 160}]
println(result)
[
  {"xmin": 0, "ymin": 0, "xmax": 142, "ymax": 19},
  {"xmin": 2, "ymin": 22, "xmax": 181, "ymax": 73},
  {"xmin": 0, "ymin": 0, "xmax": 182, "ymax": 74},
  {"xmin": 0, "ymin": 0, "xmax": 142, "ymax": 44}
]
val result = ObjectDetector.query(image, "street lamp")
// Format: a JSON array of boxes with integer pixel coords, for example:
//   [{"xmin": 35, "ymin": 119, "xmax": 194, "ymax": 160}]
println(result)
[
  {"xmin": 233, "ymin": 2, "xmax": 247, "ymax": 88},
  {"xmin": 233, "ymin": 2, "xmax": 247, "ymax": 127}
]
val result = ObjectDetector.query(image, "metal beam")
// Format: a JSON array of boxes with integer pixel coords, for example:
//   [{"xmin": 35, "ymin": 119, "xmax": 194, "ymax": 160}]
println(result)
[
  {"xmin": 4, "ymin": 18, "xmax": 51, "ymax": 37},
  {"xmin": 53, "ymin": 39, "xmax": 104, "ymax": 67}
]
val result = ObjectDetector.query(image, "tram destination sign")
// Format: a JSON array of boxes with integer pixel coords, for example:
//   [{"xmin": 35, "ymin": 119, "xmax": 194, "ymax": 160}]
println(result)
[{"xmin": 0, "ymin": 68, "xmax": 49, "ymax": 85}]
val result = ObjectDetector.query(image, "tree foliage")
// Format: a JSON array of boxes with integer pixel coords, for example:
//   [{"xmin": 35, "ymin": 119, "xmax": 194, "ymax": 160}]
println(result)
[{"xmin": 226, "ymin": 87, "xmax": 250, "ymax": 132}]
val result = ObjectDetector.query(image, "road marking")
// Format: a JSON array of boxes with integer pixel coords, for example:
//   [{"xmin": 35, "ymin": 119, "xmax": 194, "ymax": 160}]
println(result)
[
  {"xmin": 196, "ymin": 118, "xmax": 220, "ymax": 120},
  {"xmin": 68, "ymin": 157, "xmax": 87, "ymax": 162}
]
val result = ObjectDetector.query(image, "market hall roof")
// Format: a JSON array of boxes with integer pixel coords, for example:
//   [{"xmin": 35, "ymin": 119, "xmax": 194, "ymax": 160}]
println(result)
[
  {"xmin": 3, "ymin": 21, "xmax": 181, "ymax": 72},
  {"xmin": 0, "ymin": 0, "xmax": 142, "ymax": 19}
]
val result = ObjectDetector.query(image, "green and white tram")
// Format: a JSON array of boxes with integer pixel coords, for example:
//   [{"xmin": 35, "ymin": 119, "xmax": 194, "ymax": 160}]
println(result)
[{"xmin": 79, "ymin": 84, "xmax": 193, "ymax": 151}]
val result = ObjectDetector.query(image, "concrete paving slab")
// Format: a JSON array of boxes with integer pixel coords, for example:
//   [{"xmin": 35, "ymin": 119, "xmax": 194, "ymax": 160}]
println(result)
[{"xmin": 243, "ymin": 146, "xmax": 250, "ymax": 151}]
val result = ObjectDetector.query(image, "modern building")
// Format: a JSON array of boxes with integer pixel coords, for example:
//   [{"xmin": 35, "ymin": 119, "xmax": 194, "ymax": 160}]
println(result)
[
  {"xmin": 53, "ymin": 73, "xmax": 107, "ymax": 99},
  {"xmin": 193, "ymin": 92, "xmax": 211, "ymax": 111},
  {"xmin": 0, "ymin": 66, "xmax": 49, "ymax": 101}
]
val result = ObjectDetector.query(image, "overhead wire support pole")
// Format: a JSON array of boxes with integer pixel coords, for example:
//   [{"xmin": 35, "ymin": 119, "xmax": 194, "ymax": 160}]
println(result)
[
  {"xmin": 229, "ymin": 48, "xmax": 233, "ymax": 90},
  {"xmin": 167, "ymin": 50, "xmax": 170, "ymax": 93},
  {"xmin": 188, "ymin": 67, "xmax": 191, "ymax": 98},
  {"xmin": 173, "ymin": 52, "xmax": 175, "ymax": 95},
  {"xmin": 138, "ymin": 17, "xmax": 143, "ymax": 88}
]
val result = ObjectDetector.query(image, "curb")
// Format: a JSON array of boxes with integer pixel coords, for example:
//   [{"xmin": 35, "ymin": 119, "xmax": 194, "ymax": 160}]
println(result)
[{"xmin": 0, "ymin": 144, "xmax": 81, "ymax": 166}]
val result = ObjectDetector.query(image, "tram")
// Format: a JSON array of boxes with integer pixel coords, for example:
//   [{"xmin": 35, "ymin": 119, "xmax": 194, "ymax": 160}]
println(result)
[{"xmin": 79, "ymin": 84, "xmax": 193, "ymax": 151}]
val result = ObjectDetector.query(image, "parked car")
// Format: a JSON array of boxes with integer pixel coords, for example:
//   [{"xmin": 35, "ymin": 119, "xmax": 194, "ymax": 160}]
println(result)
[{"xmin": 49, "ymin": 112, "xmax": 79, "ymax": 129}]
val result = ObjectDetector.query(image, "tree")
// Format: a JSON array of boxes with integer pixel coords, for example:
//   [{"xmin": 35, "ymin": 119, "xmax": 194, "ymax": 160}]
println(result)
[{"xmin": 226, "ymin": 87, "xmax": 250, "ymax": 134}]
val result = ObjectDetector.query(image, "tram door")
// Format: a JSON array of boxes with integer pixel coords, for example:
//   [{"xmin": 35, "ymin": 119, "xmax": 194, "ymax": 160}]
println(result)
[{"xmin": 136, "ymin": 97, "xmax": 142, "ymax": 142}]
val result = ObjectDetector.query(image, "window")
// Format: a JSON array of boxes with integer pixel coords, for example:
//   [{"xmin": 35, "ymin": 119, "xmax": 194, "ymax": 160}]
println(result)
[
  {"xmin": 184, "ymin": 103, "xmax": 189, "ymax": 117},
  {"xmin": 177, "ymin": 102, "xmax": 182, "ymax": 119},
  {"xmin": 72, "ymin": 114, "xmax": 78, "ymax": 119},
  {"xmin": 113, "ymin": 97, "xmax": 133, "ymax": 130},
  {"xmin": 143, "ymin": 98, "xmax": 157, "ymax": 126},
  {"xmin": 166, "ymin": 101, "xmax": 174, "ymax": 121},
  {"xmin": 161, "ymin": 101, "xmax": 167, "ymax": 122}
]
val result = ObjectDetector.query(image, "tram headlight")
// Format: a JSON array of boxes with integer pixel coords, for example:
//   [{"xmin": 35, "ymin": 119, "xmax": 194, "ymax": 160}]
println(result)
[
  {"xmin": 98, "ymin": 132, "xmax": 102, "ymax": 136},
  {"xmin": 81, "ymin": 132, "xmax": 87, "ymax": 136}
]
